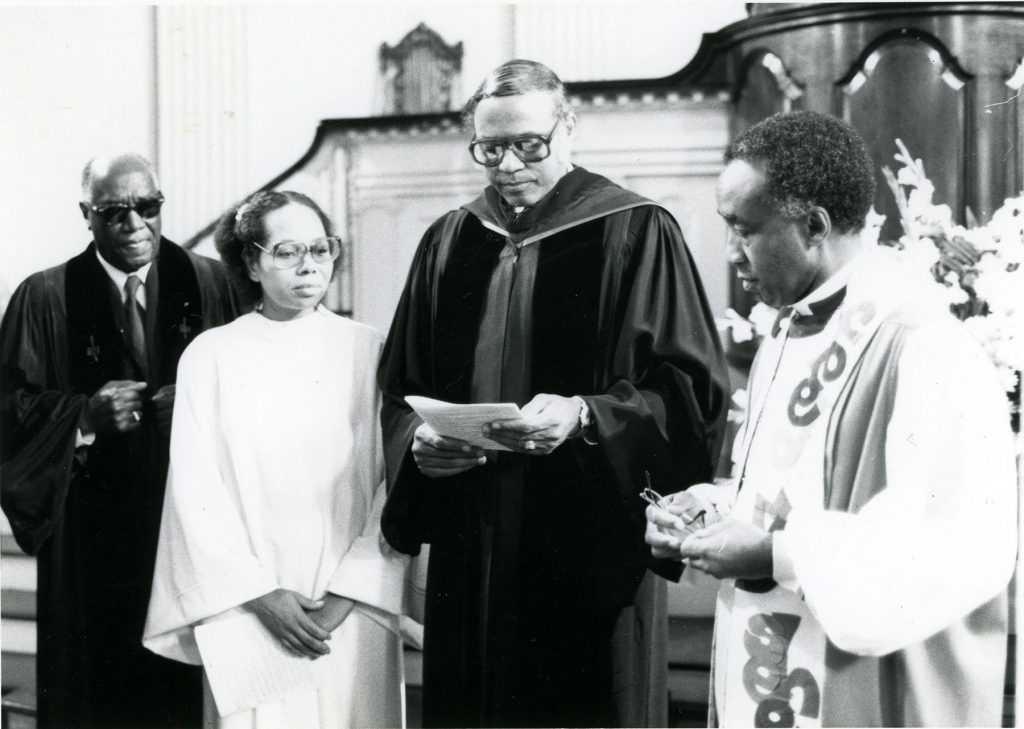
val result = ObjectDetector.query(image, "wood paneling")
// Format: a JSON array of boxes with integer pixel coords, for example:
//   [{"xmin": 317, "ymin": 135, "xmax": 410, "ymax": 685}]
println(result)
[
  {"xmin": 710, "ymin": 2, "xmax": 1024, "ymax": 314},
  {"xmin": 839, "ymin": 30, "xmax": 968, "ymax": 241}
]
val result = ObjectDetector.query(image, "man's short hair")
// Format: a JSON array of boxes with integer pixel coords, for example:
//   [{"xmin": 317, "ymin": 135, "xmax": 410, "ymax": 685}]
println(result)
[
  {"xmin": 462, "ymin": 59, "xmax": 576, "ymax": 131},
  {"xmin": 726, "ymin": 111, "xmax": 875, "ymax": 233},
  {"xmin": 81, "ymin": 153, "xmax": 159, "ymax": 203}
]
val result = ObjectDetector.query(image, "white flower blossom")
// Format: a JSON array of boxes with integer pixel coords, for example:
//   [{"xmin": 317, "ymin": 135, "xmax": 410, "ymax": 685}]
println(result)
[
  {"xmin": 861, "ymin": 207, "xmax": 885, "ymax": 246},
  {"xmin": 881, "ymin": 144, "xmax": 1024, "ymax": 395},
  {"xmin": 972, "ymin": 264, "xmax": 1024, "ymax": 317}
]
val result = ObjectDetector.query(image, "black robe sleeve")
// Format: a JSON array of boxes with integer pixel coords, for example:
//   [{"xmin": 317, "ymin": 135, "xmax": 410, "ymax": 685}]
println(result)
[
  {"xmin": 576, "ymin": 206, "xmax": 730, "ymax": 577},
  {"xmin": 377, "ymin": 215, "xmax": 455, "ymax": 556},
  {"xmin": 0, "ymin": 273, "xmax": 85, "ymax": 555},
  {"xmin": 1, "ymin": 251, "xmax": 237, "ymax": 556}
]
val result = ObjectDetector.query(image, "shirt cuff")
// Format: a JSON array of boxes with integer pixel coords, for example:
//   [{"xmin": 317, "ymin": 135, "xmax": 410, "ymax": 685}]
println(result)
[
  {"xmin": 771, "ymin": 530, "xmax": 801, "ymax": 595},
  {"xmin": 75, "ymin": 429, "xmax": 96, "ymax": 448},
  {"xmin": 571, "ymin": 395, "xmax": 598, "ymax": 445}
]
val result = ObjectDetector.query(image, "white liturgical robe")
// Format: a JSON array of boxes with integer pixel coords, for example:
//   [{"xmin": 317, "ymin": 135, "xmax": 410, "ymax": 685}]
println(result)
[
  {"xmin": 710, "ymin": 248, "xmax": 1016, "ymax": 727},
  {"xmin": 144, "ymin": 309, "xmax": 411, "ymax": 729}
]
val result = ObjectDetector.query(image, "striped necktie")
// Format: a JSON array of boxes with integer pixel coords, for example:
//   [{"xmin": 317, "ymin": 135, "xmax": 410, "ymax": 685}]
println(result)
[{"xmin": 123, "ymin": 274, "xmax": 147, "ymax": 373}]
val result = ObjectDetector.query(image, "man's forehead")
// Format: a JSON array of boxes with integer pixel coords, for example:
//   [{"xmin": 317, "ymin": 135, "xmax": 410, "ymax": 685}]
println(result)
[
  {"xmin": 91, "ymin": 167, "xmax": 159, "ymax": 202},
  {"xmin": 473, "ymin": 91, "xmax": 559, "ymax": 133},
  {"xmin": 718, "ymin": 159, "xmax": 768, "ymax": 199}
]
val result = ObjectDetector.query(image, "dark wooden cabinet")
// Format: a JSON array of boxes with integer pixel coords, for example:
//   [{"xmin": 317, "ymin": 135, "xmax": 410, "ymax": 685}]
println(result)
[{"xmin": 692, "ymin": 2, "xmax": 1024, "ymax": 329}]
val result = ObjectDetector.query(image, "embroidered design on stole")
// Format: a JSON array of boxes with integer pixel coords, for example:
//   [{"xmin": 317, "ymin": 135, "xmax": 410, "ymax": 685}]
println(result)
[
  {"xmin": 768, "ymin": 301, "xmax": 877, "ymax": 471},
  {"xmin": 743, "ymin": 612, "xmax": 821, "ymax": 727},
  {"xmin": 733, "ymin": 300, "xmax": 881, "ymax": 727}
]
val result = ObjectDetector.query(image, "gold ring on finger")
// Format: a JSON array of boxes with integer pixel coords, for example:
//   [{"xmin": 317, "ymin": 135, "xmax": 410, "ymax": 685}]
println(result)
[
  {"xmin": 132, "ymin": 411, "xmax": 141, "ymax": 422},
  {"xmin": 524, "ymin": 440, "xmax": 536, "ymax": 450}
]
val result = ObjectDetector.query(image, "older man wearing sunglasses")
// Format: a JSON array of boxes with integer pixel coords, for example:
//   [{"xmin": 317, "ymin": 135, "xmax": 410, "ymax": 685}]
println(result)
[
  {"xmin": 0, "ymin": 153, "xmax": 237, "ymax": 728},
  {"xmin": 379, "ymin": 59, "xmax": 730, "ymax": 728}
]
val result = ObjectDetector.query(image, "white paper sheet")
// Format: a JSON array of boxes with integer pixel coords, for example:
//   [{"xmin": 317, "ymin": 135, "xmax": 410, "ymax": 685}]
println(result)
[
  {"xmin": 404, "ymin": 395, "xmax": 523, "ymax": 451},
  {"xmin": 194, "ymin": 611, "xmax": 330, "ymax": 717}
]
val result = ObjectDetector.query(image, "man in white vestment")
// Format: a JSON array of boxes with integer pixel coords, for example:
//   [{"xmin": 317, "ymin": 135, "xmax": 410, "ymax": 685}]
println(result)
[{"xmin": 646, "ymin": 110, "xmax": 1017, "ymax": 727}]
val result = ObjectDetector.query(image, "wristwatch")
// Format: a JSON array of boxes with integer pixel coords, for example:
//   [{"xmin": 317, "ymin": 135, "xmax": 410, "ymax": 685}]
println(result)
[{"xmin": 571, "ymin": 395, "xmax": 597, "ymax": 444}]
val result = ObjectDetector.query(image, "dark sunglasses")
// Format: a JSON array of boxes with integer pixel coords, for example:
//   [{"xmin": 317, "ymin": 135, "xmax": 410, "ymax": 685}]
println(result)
[{"xmin": 87, "ymin": 194, "xmax": 165, "ymax": 226}]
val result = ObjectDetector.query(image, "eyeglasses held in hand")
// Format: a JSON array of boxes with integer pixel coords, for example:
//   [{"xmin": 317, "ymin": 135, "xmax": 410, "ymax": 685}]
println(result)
[
  {"xmin": 251, "ymin": 237, "xmax": 342, "ymax": 270},
  {"xmin": 469, "ymin": 120, "xmax": 560, "ymax": 167},
  {"xmin": 87, "ymin": 195, "xmax": 165, "ymax": 227},
  {"xmin": 639, "ymin": 473, "xmax": 705, "ymax": 530}
]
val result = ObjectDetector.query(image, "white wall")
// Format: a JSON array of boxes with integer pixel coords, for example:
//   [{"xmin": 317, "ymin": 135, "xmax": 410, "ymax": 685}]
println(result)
[
  {"xmin": 0, "ymin": 6, "xmax": 156, "ymax": 294},
  {"xmin": 245, "ymin": 4, "xmax": 517, "ymax": 192},
  {"xmin": 240, "ymin": 1, "xmax": 746, "ymax": 194},
  {"xmin": 0, "ymin": 1, "xmax": 747, "ymax": 294}
]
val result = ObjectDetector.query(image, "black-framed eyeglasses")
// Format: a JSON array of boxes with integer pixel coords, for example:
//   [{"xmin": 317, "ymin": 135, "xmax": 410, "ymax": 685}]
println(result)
[
  {"xmin": 469, "ymin": 120, "xmax": 560, "ymax": 167},
  {"xmin": 252, "ymin": 237, "xmax": 342, "ymax": 270},
  {"xmin": 87, "ymin": 194, "xmax": 165, "ymax": 227}
]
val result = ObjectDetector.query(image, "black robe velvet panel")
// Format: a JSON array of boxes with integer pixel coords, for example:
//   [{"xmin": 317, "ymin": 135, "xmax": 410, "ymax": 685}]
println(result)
[
  {"xmin": 0, "ymin": 240, "xmax": 238, "ymax": 729},
  {"xmin": 379, "ymin": 168, "xmax": 730, "ymax": 728}
]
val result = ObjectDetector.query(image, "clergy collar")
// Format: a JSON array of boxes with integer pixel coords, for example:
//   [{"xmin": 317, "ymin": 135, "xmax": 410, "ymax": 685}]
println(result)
[
  {"xmin": 790, "ymin": 261, "xmax": 852, "ymax": 317},
  {"xmin": 463, "ymin": 166, "xmax": 653, "ymax": 246},
  {"xmin": 771, "ymin": 260, "xmax": 855, "ymax": 339},
  {"xmin": 95, "ymin": 247, "xmax": 152, "ymax": 293}
]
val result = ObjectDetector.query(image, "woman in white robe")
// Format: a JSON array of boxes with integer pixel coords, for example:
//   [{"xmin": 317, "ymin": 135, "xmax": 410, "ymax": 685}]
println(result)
[{"xmin": 144, "ymin": 191, "xmax": 410, "ymax": 729}]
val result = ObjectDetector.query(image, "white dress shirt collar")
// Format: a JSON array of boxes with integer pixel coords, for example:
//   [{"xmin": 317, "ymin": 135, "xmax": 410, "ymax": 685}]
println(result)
[{"xmin": 95, "ymin": 249, "xmax": 151, "ymax": 307}]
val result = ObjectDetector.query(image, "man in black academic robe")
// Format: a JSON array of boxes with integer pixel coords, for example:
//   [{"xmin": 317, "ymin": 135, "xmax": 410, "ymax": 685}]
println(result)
[
  {"xmin": 0, "ymin": 154, "xmax": 237, "ymax": 728},
  {"xmin": 379, "ymin": 60, "xmax": 730, "ymax": 728}
]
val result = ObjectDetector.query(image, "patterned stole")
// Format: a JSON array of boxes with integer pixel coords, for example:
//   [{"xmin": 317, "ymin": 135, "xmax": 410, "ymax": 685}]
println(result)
[{"xmin": 716, "ymin": 250, "xmax": 912, "ymax": 727}]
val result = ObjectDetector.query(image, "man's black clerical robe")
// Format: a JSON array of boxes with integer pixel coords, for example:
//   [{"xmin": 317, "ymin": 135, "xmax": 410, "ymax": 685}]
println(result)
[
  {"xmin": 0, "ymin": 239, "xmax": 237, "ymax": 729},
  {"xmin": 379, "ymin": 167, "xmax": 729, "ymax": 728}
]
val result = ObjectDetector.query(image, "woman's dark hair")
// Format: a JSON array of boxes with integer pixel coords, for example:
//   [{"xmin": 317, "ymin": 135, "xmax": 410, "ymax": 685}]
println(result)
[{"xmin": 214, "ymin": 190, "xmax": 336, "ymax": 306}]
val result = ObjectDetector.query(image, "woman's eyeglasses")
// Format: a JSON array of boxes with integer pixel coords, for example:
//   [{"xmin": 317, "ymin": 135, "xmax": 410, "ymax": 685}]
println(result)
[{"xmin": 251, "ymin": 237, "xmax": 342, "ymax": 270}]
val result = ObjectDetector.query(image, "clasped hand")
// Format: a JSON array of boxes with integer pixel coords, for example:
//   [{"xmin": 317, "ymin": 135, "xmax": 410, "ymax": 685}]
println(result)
[
  {"xmin": 79, "ymin": 381, "xmax": 177, "ymax": 436},
  {"xmin": 80, "ymin": 380, "xmax": 147, "ymax": 435},
  {"xmin": 645, "ymin": 490, "xmax": 773, "ymax": 580},
  {"xmin": 412, "ymin": 393, "xmax": 582, "ymax": 478},
  {"xmin": 246, "ymin": 589, "xmax": 355, "ymax": 659}
]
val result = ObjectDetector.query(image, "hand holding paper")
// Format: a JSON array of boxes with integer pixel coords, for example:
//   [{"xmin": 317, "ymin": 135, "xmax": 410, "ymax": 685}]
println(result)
[
  {"xmin": 406, "ymin": 395, "xmax": 527, "ymax": 477},
  {"xmin": 483, "ymin": 393, "xmax": 581, "ymax": 455},
  {"xmin": 412, "ymin": 422, "xmax": 488, "ymax": 478},
  {"xmin": 405, "ymin": 395, "xmax": 523, "ymax": 450}
]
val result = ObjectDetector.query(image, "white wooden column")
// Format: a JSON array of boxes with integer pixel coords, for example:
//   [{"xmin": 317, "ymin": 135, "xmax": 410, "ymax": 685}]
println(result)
[{"xmin": 155, "ymin": 5, "xmax": 250, "ymax": 244}]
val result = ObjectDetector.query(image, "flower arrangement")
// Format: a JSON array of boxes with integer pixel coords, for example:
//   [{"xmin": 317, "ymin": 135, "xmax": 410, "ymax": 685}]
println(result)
[{"xmin": 881, "ymin": 139, "xmax": 1024, "ymax": 403}]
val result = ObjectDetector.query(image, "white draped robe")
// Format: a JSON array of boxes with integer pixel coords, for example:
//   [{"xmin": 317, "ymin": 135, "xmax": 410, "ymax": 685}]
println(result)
[
  {"xmin": 709, "ymin": 249, "xmax": 1017, "ymax": 726},
  {"xmin": 144, "ymin": 309, "xmax": 411, "ymax": 729}
]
